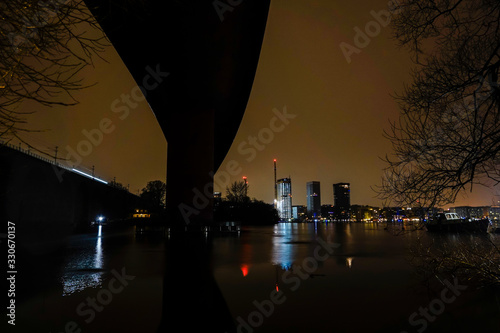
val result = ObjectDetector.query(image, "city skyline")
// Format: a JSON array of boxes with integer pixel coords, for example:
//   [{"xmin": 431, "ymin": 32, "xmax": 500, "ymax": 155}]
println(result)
[{"xmin": 14, "ymin": 0, "xmax": 499, "ymax": 208}]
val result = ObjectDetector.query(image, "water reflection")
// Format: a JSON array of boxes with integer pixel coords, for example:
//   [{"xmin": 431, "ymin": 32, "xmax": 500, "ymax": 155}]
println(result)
[
  {"xmin": 61, "ymin": 225, "xmax": 104, "ymax": 296},
  {"xmin": 346, "ymin": 256, "xmax": 353, "ymax": 268},
  {"xmin": 95, "ymin": 226, "xmax": 103, "ymax": 268},
  {"xmin": 157, "ymin": 230, "xmax": 235, "ymax": 332},
  {"xmin": 270, "ymin": 222, "xmax": 361, "ymax": 272},
  {"xmin": 240, "ymin": 264, "xmax": 249, "ymax": 277},
  {"xmin": 20, "ymin": 222, "xmax": 499, "ymax": 333},
  {"xmin": 271, "ymin": 223, "xmax": 296, "ymax": 270},
  {"xmin": 239, "ymin": 241, "xmax": 253, "ymax": 277},
  {"xmin": 216, "ymin": 223, "xmax": 499, "ymax": 332}
]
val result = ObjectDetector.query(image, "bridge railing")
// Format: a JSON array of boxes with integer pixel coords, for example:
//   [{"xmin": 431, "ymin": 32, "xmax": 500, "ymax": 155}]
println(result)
[{"xmin": 0, "ymin": 139, "xmax": 109, "ymax": 185}]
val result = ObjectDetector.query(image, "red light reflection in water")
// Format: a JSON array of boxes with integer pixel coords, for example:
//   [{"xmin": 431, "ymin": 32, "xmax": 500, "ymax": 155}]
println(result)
[{"xmin": 241, "ymin": 264, "xmax": 249, "ymax": 277}]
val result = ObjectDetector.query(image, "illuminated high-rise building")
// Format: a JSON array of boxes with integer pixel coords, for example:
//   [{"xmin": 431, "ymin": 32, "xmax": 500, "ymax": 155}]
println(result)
[
  {"xmin": 276, "ymin": 178, "xmax": 292, "ymax": 220},
  {"xmin": 292, "ymin": 205, "xmax": 306, "ymax": 219},
  {"xmin": 333, "ymin": 182, "xmax": 350, "ymax": 220},
  {"xmin": 306, "ymin": 181, "xmax": 321, "ymax": 218}
]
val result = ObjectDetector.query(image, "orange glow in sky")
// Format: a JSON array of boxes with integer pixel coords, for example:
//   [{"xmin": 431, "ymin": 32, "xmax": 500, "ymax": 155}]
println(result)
[{"xmin": 19, "ymin": 0, "xmax": 497, "ymax": 207}]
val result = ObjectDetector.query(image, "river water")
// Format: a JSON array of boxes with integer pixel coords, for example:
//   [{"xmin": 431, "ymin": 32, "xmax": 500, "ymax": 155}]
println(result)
[{"xmin": 11, "ymin": 222, "xmax": 500, "ymax": 332}]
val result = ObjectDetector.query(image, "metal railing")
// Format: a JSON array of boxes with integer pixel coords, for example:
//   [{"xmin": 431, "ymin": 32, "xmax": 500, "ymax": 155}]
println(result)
[{"xmin": 0, "ymin": 139, "xmax": 107, "ymax": 184}]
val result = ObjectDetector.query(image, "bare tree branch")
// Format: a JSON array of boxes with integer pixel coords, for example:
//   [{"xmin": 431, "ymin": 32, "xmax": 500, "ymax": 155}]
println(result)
[
  {"xmin": 0, "ymin": 0, "xmax": 108, "ymax": 154},
  {"xmin": 377, "ymin": 0, "xmax": 500, "ymax": 208}
]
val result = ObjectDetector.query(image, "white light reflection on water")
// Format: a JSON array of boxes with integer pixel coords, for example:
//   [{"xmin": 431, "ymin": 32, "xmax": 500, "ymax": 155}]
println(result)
[
  {"xmin": 271, "ymin": 223, "xmax": 295, "ymax": 270},
  {"xmin": 95, "ymin": 225, "xmax": 103, "ymax": 268},
  {"xmin": 61, "ymin": 225, "xmax": 104, "ymax": 296},
  {"xmin": 346, "ymin": 256, "xmax": 353, "ymax": 268}
]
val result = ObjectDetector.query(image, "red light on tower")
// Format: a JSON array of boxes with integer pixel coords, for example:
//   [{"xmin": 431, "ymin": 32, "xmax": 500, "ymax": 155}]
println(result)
[
  {"xmin": 242, "ymin": 176, "xmax": 248, "ymax": 197},
  {"xmin": 273, "ymin": 159, "xmax": 277, "ymax": 208}
]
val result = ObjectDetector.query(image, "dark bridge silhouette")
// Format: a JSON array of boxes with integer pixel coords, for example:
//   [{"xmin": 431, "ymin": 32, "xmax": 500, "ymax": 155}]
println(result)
[
  {"xmin": 81, "ymin": 3, "xmax": 272, "ymax": 331},
  {"xmin": 84, "ymin": 0, "xmax": 271, "ymax": 225},
  {"xmin": 0, "ymin": 3, "xmax": 271, "ymax": 332}
]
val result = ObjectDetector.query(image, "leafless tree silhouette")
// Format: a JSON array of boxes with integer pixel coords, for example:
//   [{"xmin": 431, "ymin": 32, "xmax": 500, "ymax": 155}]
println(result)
[
  {"xmin": 378, "ymin": 0, "xmax": 500, "ymax": 209},
  {"xmin": 378, "ymin": 0, "xmax": 500, "ymax": 290},
  {"xmin": 226, "ymin": 180, "xmax": 250, "ymax": 203},
  {"xmin": 0, "ymin": 0, "xmax": 107, "ymax": 151}
]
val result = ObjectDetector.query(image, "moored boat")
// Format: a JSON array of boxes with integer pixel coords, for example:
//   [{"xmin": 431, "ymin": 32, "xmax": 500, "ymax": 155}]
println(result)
[{"xmin": 425, "ymin": 212, "xmax": 490, "ymax": 233}]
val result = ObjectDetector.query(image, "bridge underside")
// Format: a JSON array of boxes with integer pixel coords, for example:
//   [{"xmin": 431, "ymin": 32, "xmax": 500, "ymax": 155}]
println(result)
[{"xmin": 84, "ymin": 0, "xmax": 271, "ymax": 225}]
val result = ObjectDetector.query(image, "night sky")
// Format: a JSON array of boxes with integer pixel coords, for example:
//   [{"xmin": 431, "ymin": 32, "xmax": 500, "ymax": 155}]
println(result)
[{"xmin": 19, "ymin": 0, "xmax": 498, "ymax": 208}]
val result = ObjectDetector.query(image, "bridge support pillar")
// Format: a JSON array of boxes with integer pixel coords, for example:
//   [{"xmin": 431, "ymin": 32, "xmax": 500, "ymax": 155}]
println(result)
[{"xmin": 166, "ymin": 109, "xmax": 214, "ymax": 226}]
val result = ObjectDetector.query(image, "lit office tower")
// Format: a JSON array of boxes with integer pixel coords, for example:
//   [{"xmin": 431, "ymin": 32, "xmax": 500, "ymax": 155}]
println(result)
[
  {"xmin": 306, "ymin": 181, "xmax": 321, "ymax": 218},
  {"xmin": 333, "ymin": 183, "xmax": 350, "ymax": 220},
  {"xmin": 276, "ymin": 178, "xmax": 292, "ymax": 220}
]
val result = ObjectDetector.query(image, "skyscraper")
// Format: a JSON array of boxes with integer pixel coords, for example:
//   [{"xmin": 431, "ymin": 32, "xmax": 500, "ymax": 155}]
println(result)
[
  {"xmin": 306, "ymin": 181, "xmax": 321, "ymax": 218},
  {"xmin": 333, "ymin": 183, "xmax": 350, "ymax": 220},
  {"xmin": 277, "ymin": 178, "xmax": 292, "ymax": 220}
]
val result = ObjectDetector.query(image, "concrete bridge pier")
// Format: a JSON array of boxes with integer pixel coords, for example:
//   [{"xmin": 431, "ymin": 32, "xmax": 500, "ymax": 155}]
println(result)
[
  {"xmin": 165, "ymin": 109, "xmax": 215, "ymax": 226},
  {"xmin": 84, "ymin": 0, "xmax": 271, "ymax": 227}
]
